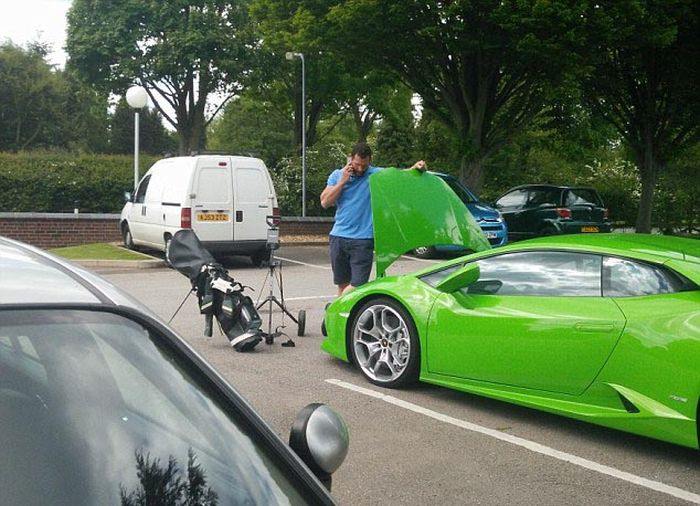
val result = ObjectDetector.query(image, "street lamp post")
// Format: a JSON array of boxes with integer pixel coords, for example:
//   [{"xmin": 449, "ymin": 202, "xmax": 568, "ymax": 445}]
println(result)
[
  {"xmin": 286, "ymin": 52, "xmax": 306, "ymax": 217},
  {"xmin": 126, "ymin": 85, "xmax": 149, "ymax": 191}
]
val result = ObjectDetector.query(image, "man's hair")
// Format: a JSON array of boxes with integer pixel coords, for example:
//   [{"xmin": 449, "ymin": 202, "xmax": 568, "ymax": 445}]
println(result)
[{"xmin": 350, "ymin": 142, "xmax": 372, "ymax": 159}]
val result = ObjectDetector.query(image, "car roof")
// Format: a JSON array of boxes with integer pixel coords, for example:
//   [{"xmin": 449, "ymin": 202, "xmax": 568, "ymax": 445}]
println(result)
[
  {"xmin": 0, "ymin": 236, "xmax": 150, "ymax": 309},
  {"xmin": 503, "ymin": 184, "xmax": 598, "ymax": 192},
  {"xmin": 520, "ymin": 233, "xmax": 700, "ymax": 263}
]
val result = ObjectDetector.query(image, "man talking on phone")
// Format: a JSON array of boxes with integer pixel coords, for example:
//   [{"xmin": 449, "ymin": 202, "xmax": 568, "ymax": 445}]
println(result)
[{"xmin": 320, "ymin": 142, "xmax": 426, "ymax": 296}]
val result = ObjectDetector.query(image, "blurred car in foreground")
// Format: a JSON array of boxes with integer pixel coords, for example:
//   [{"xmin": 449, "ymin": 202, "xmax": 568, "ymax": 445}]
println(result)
[
  {"xmin": 0, "ymin": 236, "xmax": 348, "ymax": 504},
  {"xmin": 412, "ymin": 172, "xmax": 507, "ymax": 258},
  {"xmin": 495, "ymin": 184, "xmax": 611, "ymax": 241}
]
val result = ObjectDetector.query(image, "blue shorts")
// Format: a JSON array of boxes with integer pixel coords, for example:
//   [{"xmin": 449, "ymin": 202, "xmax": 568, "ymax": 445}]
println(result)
[{"xmin": 329, "ymin": 236, "xmax": 374, "ymax": 286}]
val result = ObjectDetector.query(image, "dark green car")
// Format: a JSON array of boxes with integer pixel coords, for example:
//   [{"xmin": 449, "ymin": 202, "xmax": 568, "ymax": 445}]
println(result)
[{"xmin": 495, "ymin": 184, "xmax": 612, "ymax": 241}]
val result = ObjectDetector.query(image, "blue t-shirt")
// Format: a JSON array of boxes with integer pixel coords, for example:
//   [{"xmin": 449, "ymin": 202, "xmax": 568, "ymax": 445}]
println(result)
[{"xmin": 327, "ymin": 166, "xmax": 382, "ymax": 239}]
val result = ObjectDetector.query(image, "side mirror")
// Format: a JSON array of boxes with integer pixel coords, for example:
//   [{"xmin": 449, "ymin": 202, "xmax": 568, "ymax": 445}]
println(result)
[
  {"xmin": 435, "ymin": 263, "xmax": 480, "ymax": 293},
  {"xmin": 124, "ymin": 191, "xmax": 133, "ymax": 203},
  {"xmin": 289, "ymin": 404, "xmax": 349, "ymax": 491}
]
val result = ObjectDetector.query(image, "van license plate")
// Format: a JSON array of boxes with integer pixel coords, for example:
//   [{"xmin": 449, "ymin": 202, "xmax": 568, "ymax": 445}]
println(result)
[
  {"xmin": 197, "ymin": 213, "xmax": 229, "ymax": 222},
  {"xmin": 581, "ymin": 226, "xmax": 599, "ymax": 232}
]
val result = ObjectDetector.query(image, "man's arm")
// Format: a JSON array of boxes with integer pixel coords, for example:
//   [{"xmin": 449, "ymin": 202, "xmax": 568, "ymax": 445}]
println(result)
[{"xmin": 320, "ymin": 164, "xmax": 352, "ymax": 208}]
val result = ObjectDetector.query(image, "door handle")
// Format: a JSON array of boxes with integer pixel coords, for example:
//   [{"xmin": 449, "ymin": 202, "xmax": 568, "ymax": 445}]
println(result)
[
  {"xmin": 141, "ymin": 206, "xmax": 147, "ymax": 216},
  {"xmin": 258, "ymin": 204, "xmax": 268, "ymax": 208},
  {"xmin": 574, "ymin": 322, "xmax": 615, "ymax": 332}
]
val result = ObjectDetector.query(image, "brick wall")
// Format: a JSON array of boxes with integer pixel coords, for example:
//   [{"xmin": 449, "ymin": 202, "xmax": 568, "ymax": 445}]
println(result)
[{"xmin": 0, "ymin": 213, "xmax": 333, "ymax": 249}]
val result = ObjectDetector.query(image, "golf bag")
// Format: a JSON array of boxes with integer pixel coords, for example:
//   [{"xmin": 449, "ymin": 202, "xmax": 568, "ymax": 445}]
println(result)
[{"xmin": 168, "ymin": 229, "xmax": 263, "ymax": 352}]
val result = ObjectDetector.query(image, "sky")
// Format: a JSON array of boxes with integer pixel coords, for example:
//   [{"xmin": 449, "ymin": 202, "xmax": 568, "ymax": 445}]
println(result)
[{"xmin": 0, "ymin": 0, "xmax": 72, "ymax": 67}]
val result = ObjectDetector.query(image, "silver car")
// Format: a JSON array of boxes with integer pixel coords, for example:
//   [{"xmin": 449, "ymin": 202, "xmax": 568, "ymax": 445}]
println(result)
[{"xmin": 0, "ymin": 237, "xmax": 348, "ymax": 505}]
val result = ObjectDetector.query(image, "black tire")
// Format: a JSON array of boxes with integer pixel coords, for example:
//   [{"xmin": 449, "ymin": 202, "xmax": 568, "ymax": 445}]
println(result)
[
  {"xmin": 539, "ymin": 225, "xmax": 559, "ymax": 237},
  {"xmin": 413, "ymin": 246, "xmax": 436, "ymax": 259},
  {"xmin": 122, "ymin": 223, "xmax": 135, "ymax": 250},
  {"xmin": 250, "ymin": 249, "xmax": 267, "ymax": 267},
  {"xmin": 297, "ymin": 310, "xmax": 306, "ymax": 337},
  {"xmin": 349, "ymin": 297, "xmax": 420, "ymax": 388},
  {"xmin": 164, "ymin": 235, "xmax": 173, "ymax": 267}
]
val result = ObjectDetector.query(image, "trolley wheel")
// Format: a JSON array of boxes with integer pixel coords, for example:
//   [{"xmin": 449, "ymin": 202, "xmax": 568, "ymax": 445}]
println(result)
[{"xmin": 297, "ymin": 310, "xmax": 306, "ymax": 337}]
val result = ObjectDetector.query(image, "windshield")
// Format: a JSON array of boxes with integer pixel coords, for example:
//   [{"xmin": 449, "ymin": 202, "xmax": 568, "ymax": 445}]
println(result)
[
  {"xmin": 0, "ymin": 309, "xmax": 316, "ymax": 505},
  {"xmin": 441, "ymin": 177, "xmax": 478, "ymax": 204}
]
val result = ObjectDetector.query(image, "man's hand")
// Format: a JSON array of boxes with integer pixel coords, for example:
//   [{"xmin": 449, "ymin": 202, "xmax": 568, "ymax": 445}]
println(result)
[
  {"xmin": 340, "ymin": 162, "xmax": 353, "ymax": 183},
  {"xmin": 320, "ymin": 165, "xmax": 352, "ymax": 209},
  {"xmin": 410, "ymin": 160, "xmax": 427, "ymax": 172}
]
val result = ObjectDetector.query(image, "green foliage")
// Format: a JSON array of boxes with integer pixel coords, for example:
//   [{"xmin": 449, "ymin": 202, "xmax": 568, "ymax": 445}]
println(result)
[
  {"xmin": 67, "ymin": 0, "xmax": 253, "ymax": 154},
  {"xmin": 208, "ymin": 94, "xmax": 293, "ymax": 169},
  {"xmin": 272, "ymin": 141, "xmax": 350, "ymax": 216},
  {"xmin": 0, "ymin": 152, "xmax": 157, "ymax": 213},
  {"xmin": 0, "ymin": 41, "xmax": 110, "ymax": 153},
  {"xmin": 111, "ymin": 99, "xmax": 175, "ymax": 155}
]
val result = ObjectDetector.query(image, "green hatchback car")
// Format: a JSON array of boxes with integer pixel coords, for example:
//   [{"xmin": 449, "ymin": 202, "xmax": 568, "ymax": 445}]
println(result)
[{"xmin": 322, "ymin": 169, "xmax": 700, "ymax": 449}]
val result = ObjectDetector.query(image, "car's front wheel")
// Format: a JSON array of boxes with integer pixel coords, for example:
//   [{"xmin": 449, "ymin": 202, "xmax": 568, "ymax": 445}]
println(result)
[{"xmin": 350, "ymin": 297, "xmax": 420, "ymax": 388}]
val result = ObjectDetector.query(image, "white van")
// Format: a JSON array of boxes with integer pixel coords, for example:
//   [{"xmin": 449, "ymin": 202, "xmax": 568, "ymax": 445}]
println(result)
[{"xmin": 120, "ymin": 155, "xmax": 278, "ymax": 266}]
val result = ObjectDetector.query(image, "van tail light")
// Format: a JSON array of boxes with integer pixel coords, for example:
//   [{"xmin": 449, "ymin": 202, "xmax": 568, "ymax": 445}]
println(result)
[
  {"xmin": 181, "ymin": 207, "xmax": 192, "ymax": 229},
  {"xmin": 555, "ymin": 208, "xmax": 572, "ymax": 219},
  {"xmin": 271, "ymin": 207, "xmax": 281, "ymax": 226},
  {"xmin": 603, "ymin": 208, "xmax": 609, "ymax": 220}
]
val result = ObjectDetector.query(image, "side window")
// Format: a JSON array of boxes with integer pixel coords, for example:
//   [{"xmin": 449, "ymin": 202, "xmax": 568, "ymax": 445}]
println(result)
[
  {"xmin": 465, "ymin": 251, "xmax": 602, "ymax": 296},
  {"xmin": 134, "ymin": 175, "xmax": 151, "ymax": 204},
  {"xmin": 496, "ymin": 189, "xmax": 528, "ymax": 208},
  {"xmin": 566, "ymin": 189, "xmax": 602, "ymax": 207},
  {"xmin": 603, "ymin": 257, "xmax": 685, "ymax": 296},
  {"xmin": 526, "ymin": 188, "xmax": 560, "ymax": 207}
]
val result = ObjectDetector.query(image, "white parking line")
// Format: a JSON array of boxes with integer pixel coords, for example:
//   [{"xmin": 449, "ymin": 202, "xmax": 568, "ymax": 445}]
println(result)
[
  {"xmin": 276, "ymin": 256, "xmax": 332, "ymax": 270},
  {"xmin": 325, "ymin": 378, "xmax": 700, "ymax": 505},
  {"xmin": 285, "ymin": 295, "xmax": 335, "ymax": 301}
]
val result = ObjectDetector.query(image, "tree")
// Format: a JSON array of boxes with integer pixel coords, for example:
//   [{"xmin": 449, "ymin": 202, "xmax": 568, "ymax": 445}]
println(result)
[
  {"xmin": 582, "ymin": 0, "xmax": 700, "ymax": 232},
  {"xmin": 207, "ymin": 93, "xmax": 293, "ymax": 169},
  {"xmin": 66, "ymin": 0, "xmax": 253, "ymax": 155},
  {"xmin": 325, "ymin": 0, "xmax": 590, "ymax": 192},
  {"xmin": 374, "ymin": 87, "xmax": 416, "ymax": 166},
  {"xmin": 110, "ymin": 99, "xmax": 174, "ymax": 155},
  {"xmin": 0, "ymin": 42, "xmax": 66, "ymax": 151}
]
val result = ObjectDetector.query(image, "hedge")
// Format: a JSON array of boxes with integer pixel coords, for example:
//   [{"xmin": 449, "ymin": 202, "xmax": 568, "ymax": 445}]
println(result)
[{"xmin": 0, "ymin": 152, "xmax": 157, "ymax": 213}]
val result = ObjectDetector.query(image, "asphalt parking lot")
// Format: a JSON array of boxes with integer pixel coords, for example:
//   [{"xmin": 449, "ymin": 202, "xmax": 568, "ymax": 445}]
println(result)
[{"xmin": 98, "ymin": 245, "xmax": 699, "ymax": 505}]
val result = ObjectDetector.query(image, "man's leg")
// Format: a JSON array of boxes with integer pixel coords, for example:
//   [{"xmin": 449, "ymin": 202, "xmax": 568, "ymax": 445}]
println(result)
[
  {"xmin": 348, "ymin": 238, "xmax": 374, "ymax": 293},
  {"xmin": 329, "ymin": 236, "xmax": 351, "ymax": 296}
]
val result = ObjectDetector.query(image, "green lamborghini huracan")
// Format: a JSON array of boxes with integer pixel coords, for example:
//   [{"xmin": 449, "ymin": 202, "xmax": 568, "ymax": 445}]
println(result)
[{"xmin": 321, "ymin": 169, "xmax": 700, "ymax": 449}]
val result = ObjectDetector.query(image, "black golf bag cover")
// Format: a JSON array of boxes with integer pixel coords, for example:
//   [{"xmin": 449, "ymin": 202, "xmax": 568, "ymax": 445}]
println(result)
[{"xmin": 169, "ymin": 230, "xmax": 263, "ymax": 352}]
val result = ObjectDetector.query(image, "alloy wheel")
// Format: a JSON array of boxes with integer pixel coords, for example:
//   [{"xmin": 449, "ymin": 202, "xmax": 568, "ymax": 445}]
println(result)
[{"xmin": 353, "ymin": 304, "xmax": 411, "ymax": 383}]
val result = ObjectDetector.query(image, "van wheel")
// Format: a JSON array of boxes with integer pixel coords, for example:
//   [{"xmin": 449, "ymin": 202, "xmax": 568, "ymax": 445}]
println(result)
[
  {"xmin": 251, "ymin": 249, "xmax": 267, "ymax": 267},
  {"xmin": 164, "ymin": 236, "xmax": 173, "ymax": 267},
  {"xmin": 123, "ymin": 224, "xmax": 135, "ymax": 250}
]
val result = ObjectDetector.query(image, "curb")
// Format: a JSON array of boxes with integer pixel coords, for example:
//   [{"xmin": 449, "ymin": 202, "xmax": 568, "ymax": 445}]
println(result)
[{"xmin": 73, "ymin": 259, "xmax": 165, "ymax": 269}]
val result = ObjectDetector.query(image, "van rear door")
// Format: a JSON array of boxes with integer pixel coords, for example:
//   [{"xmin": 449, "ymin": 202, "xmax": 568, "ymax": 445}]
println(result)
[
  {"xmin": 192, "ymin": 161, "xmax": 234, "ymax": 243},
  {"xmin": 233, "ymin": 163, "xmax": 274, "ymax": 241}
]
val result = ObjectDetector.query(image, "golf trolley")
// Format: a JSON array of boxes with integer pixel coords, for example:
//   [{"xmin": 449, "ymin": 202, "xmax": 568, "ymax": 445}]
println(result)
[{"xmin": 256, "ymin": 216, "xmax": 306, "ymax": 347}]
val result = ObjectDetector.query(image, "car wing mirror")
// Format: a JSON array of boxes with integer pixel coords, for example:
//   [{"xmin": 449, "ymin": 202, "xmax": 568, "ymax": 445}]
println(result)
[
  {"xmin": 435, "ymin": 263, "xmax": 480, "ymax": 293},
  {"xmin": 124, "ymin": 191, "xmax": 133, "ymax": 203},
  {"xmin": 289, "ymin": 403, "xmax": 349, "ymax": 491}
]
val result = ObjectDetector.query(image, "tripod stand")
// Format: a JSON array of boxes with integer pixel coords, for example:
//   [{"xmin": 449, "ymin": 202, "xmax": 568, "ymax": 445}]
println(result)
[{"xmin": 256, "ymin": 222, "xmax": 306, "ymax": 346}]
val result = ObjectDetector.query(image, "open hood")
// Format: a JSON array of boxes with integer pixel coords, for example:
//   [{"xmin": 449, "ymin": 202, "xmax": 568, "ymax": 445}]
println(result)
[{"xmin": 370, "ymin": 168, "xmax": 491, "ymax": 277}]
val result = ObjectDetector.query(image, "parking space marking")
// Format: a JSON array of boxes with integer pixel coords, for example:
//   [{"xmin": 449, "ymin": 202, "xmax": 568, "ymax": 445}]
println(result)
[
  {"xmin": 276, "ymin": 256, "xmax": 332, "ymax": 270},
  {"xmin": 326, "ymin": 378, "xmax": 700, "ymax": 504},
  {"xmin": 285, "ymin": 295, "xmax": 335, "ymax": 301}
]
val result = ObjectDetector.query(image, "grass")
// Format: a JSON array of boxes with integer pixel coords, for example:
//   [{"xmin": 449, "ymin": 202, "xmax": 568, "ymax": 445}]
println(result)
[{"xmin": 49, "ymin": 243, "xmax": 154, "ymax": 261}]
